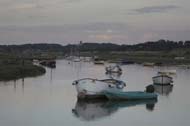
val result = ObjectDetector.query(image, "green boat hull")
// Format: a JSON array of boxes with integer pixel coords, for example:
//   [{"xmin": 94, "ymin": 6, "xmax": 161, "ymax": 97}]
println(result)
[{"xmin": 104, "ymin": 91, "xmax": 158, "ymax": 100}]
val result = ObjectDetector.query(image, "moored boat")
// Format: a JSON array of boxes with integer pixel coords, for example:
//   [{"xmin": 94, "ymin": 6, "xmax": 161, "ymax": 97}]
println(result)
[
  {"xmin": 39, "ymin": 60, "xmax": 56, "ymax": 68},
  {"xmin": 105, "ymin": 64, "xmax": 122, "ymax": 74},
  {"xmin": 104, "ymin": 90, "xmax": 158, "ymax": 100},
  {"xmin": 93, "ymin": 58, "xmax": 105, "ymax": 65},
  {"xmin": 143, "ymin": 62, "xmax": 155, "ymax": 67},
  {"xmin": 152, "ymin": 74, "xmax": 173, "ymax": 85},
  {"xmin": 72, "ymin": 78, "xmax": 126, "ymax": 99}
]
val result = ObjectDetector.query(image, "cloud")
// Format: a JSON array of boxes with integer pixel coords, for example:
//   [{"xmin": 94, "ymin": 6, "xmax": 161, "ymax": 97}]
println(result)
[
  {"xmin": 6, "ymin": 0, "xmax": 83, "ymax": 11},
  {"xmin": 130, "ymin": 5, "xmax": 179, "ymax": 14},
  {"xmin": 91, "ymin": 34, "xmax": 113, "ymax": 41},
  {"xmin": 0, "ymin": 22, "xmax": 190, "ymax": 45}
]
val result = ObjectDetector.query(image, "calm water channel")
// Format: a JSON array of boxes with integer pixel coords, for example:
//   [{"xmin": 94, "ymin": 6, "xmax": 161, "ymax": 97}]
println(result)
[{"xmin": 0, "ymin": 60, "xmax": 190, "ymax": 126}]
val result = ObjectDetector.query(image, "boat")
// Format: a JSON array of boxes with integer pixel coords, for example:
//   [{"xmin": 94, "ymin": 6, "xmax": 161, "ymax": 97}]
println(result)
[
  {"xmin": 80, "ymin": 57, "xmax": 92, "ymax": 62},
  {"xmin": 105, "ymin": 64, "xmax": 122, "ymax": 74},
  {"xmin": 72, "ymin": 78, "xmax": 126, "ymax": 99},
  {"xmin": 93, "ymin": 58, "xmax": 104, "ymax": 65},
  {"xmin": 178, "ymin": 65, "xmax": 190, "ymax": 69},
  {"xmin": 39, "ymin": 60, "xmax": 56, "ymax": 68},
  {"xmin": 32, "ymin": 59, "xmax": 40, "ymax": 64},
  {"xmin": 104, "ymin": 90, "xmax": 158, "ymax": 100},
  {"xmin": 152, "ymin": 74, "xmax": 173, "ymax": 85},
  {"xmin": 143, "ymin": 62, "xmax": 155, "ymax": 67}
]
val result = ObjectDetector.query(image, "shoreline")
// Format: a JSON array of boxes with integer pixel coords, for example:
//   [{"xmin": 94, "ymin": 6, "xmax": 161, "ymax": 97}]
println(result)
[{"xmin": 79, "ymin": 51, "xmax": 190, "ymax": 66}]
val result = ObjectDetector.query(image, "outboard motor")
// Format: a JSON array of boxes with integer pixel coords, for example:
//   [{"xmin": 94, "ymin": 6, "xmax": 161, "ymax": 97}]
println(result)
[
  {"xmin": 72, "ymin": 81, "xmax": 78, "ymax": 85},
  {"xmin": 146, "ymin": 85, "xmax": 155, "ymax": 93}
]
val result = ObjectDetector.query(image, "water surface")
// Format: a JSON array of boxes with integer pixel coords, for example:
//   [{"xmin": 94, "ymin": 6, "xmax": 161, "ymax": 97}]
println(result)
[{"xmin": 0, "ymin": 60, "xmax": 189, "ymax": 126}]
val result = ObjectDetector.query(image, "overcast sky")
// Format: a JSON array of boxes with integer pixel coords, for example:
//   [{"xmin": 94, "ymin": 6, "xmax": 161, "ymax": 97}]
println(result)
[{"xmin": 0, "ymin": 0, "xmax": 190, "ymax": 45}]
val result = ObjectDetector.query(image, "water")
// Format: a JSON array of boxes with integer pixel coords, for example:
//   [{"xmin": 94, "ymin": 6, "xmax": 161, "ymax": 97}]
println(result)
[{"xmin": 0, "ymin": 60, "xmax": 190, "ymax": 126}]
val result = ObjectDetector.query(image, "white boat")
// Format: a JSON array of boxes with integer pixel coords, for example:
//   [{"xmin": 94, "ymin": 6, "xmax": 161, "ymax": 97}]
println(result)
[
  {"xmin": 152, "ymin": 75, "xmax": 173, "ymax": 85},
  {"xmin": 80, "ymin": 57, "xmax": 92, "ymax": 62},
  {"xmin": 94, "ymin": 60, "xmax": 104, "ymax": 65},
  {"xmin": 93, "ymin": 58, "xmax": 104, "ymax": 65},
  {"xmin": 105, "ymin": 65, "xmax": 122, "ymax": 74},
  {"xmin": 72, "ymin": 78, "xmax": 126, "ymax": 99}
]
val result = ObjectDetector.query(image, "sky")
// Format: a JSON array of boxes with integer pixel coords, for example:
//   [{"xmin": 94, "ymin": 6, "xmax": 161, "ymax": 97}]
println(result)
[{"xmin": 0, "ymin": 0, "xmax": 190, "ymax": 45}]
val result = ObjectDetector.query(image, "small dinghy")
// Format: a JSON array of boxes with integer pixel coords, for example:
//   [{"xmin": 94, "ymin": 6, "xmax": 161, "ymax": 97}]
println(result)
[
  {"xmin": 105, "ymin": 64, "xmax": 122, "ymax": 74},
  {"xmin": 72, "ymin": 78, "xmax": 126, "ymax": 99},
  {"xmin": 94, "ymin": 58, "xmax": 104, "ymax": 65},
  {"xmin": 104, "ymin": 90, "xmax": 158, "ymax": 100}
]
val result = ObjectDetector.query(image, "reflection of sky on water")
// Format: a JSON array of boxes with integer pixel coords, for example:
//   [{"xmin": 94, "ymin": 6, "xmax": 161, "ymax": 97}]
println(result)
[{"xmin": 0, "ymin": 60, "xmax": 190, "ymax": 126}]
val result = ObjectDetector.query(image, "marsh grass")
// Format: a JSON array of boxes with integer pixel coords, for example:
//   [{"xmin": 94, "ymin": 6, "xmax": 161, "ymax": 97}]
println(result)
[{"xmin": 0, "ymin": 59, "xmax": 45, "ymax": 81}]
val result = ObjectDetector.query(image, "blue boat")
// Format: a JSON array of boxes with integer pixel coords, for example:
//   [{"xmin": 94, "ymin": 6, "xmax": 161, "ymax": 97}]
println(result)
[{"xmin": 104, "ymin": 90, "xmax": 158, "ymax": 100}]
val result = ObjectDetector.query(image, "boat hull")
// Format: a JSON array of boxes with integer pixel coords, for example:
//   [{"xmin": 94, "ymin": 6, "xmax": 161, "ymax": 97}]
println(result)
[
  {"xmin": 73, "ymin": 79, "xmax": 125, "ymax": 99},
  {"xmin": 152, "ymin": 75, "xmax": 173, "ymax": 85},
  {"xmin": 104, "ymin": 91, "xmax": 158, "ymax": 100}
]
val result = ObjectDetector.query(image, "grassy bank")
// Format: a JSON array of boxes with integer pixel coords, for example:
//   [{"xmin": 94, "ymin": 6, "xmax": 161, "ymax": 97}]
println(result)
[{"xmin": 0, "ymin": 59, "xmax": 46, "ymax": 81}]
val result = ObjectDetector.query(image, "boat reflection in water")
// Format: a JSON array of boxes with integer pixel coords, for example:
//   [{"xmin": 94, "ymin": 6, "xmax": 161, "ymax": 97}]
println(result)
[
  {"xmin": 72, "ymin": 99, "xmax": 157, "ymax": 121},
  {"xmin": 153, "ymin": 84, "xmax": 173, "ymax": 96}
]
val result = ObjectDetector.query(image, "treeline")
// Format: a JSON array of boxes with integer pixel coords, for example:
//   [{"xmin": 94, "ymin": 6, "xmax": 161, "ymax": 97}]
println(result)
[
  {"xmin": 128, "ymin": 40, "xmax": 190, "ymax": 51},
  {"xmin": 69, "ymin": 40, "xmax": 190, "ymax": 52},
  {"xmin": 0, "ymin": 40, "xmax": 190, "ymax": 54},
  {"xmin": 0, "ymin": 43, "xmax": 63, "ymax": 53}
]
